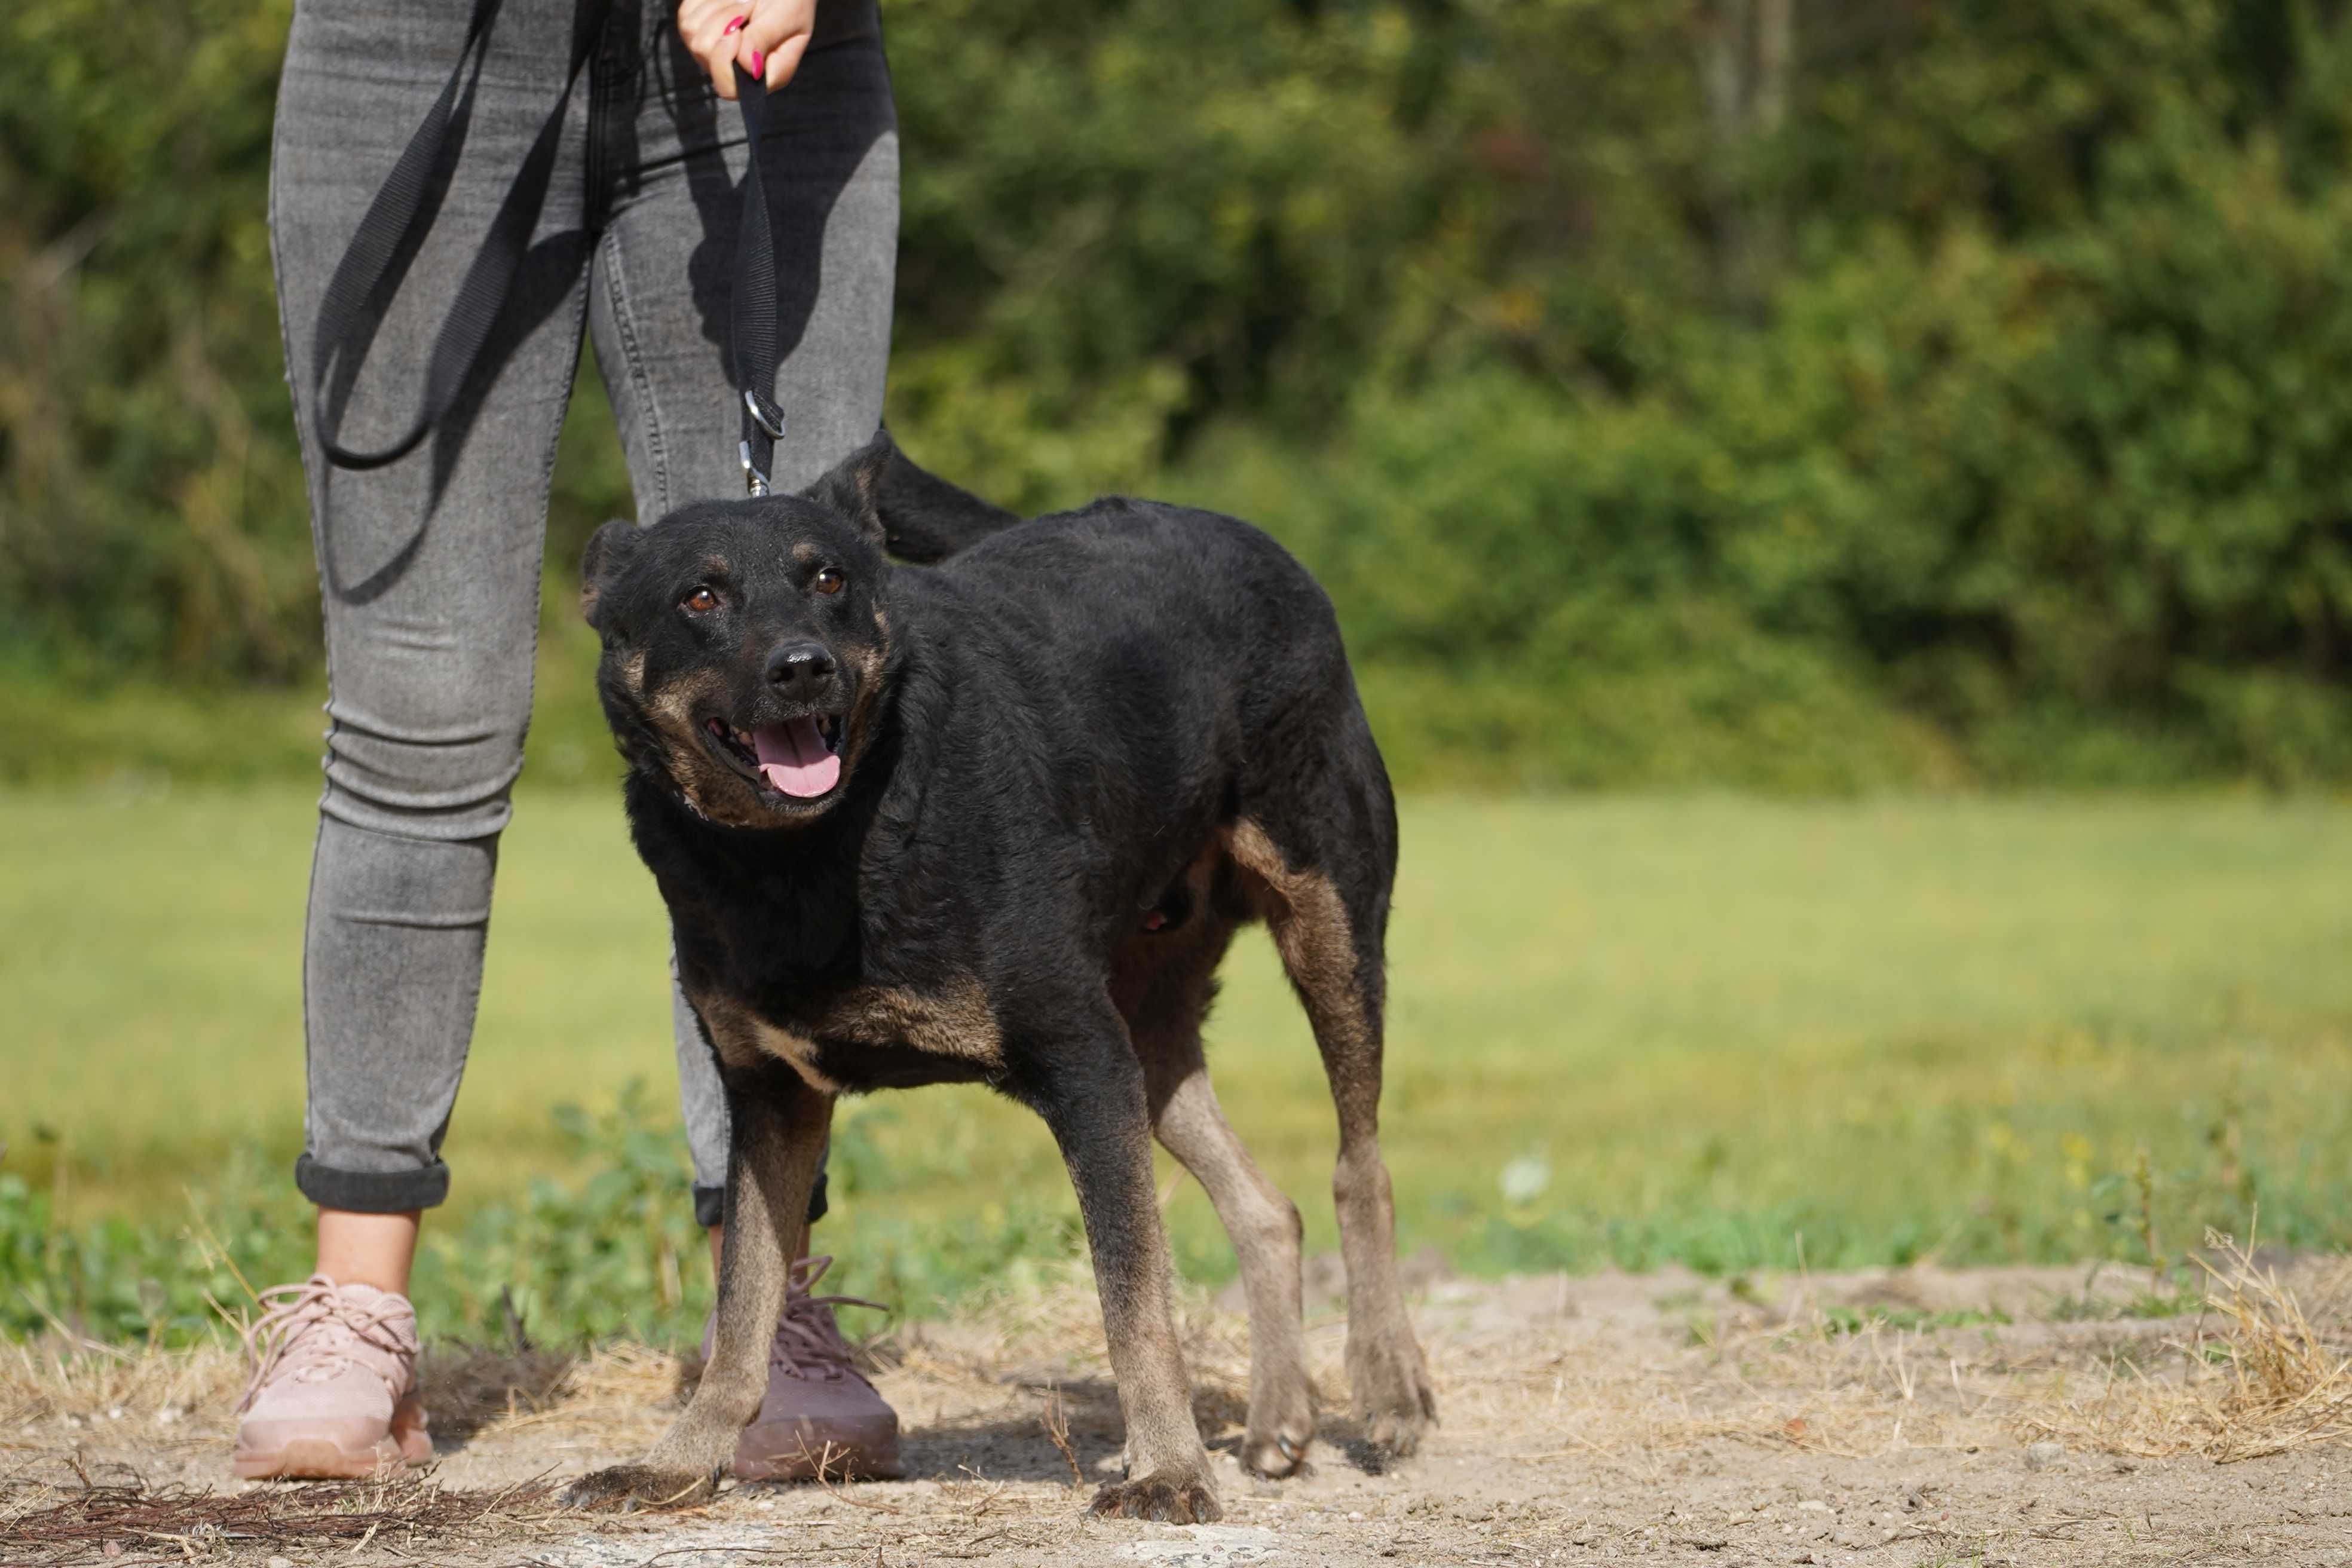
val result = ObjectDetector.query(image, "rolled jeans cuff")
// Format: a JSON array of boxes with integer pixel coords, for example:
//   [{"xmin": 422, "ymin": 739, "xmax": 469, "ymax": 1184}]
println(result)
[
  {"xmin": 295, "ymin": 1153, "xmax": 451, "ymax": 1213},
  {"xmin": 694, "ymin": 1169, "xmax": 827, "ymax": 1230}
]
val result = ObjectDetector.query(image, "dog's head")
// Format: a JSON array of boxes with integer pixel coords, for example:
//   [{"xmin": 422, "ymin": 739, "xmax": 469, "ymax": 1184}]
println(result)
[{"xmin": 580, "ymin": 433, "xmax": 897, "ymax": 828}]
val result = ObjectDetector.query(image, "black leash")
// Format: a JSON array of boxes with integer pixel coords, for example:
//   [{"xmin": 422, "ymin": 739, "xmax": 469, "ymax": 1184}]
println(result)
[
  {"xmin": 728, "ymin": 65, "xmax": 788, "ymax": 497},
  {"xmin": 311, "ymin": 8, "xmax": 789, "ymax": 596}
]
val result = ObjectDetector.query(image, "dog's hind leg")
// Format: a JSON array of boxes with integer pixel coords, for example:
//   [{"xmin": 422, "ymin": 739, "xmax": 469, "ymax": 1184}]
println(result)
[
  {"xmin": 1125, "ymin": 929, "xmax": 1315, "ymax": 1479},
  {"xmin": 1223, "ymin": 810, "xmax": 1435, "ymax": 1461},
  {"xmin": 564, "ymin": 1058, "xmax": 828, "ymax": 1509}
]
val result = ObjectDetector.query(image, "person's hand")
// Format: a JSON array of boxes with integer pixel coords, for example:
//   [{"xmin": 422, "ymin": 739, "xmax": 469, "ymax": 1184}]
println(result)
[{"xmin": 678, "ymin": 0, "xmax": 816, "ymax": 101}]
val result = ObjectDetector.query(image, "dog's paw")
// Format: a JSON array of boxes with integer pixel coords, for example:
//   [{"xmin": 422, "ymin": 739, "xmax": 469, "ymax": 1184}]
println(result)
[
  {"xmin": 1240, "ymin": 1419, "xmax": 1315, "ymax": 1480},
  {"xmin": 1088, "ymin": 1471, "xmax": 1221, "ymax": 1523},
  {"xmin": 1350, "ymin": 1342, "xmax": 1437, "ymax": 1462},
  {"xmin": 558, "ymin": 1463, "xmax": 723, "ymax": 1512},
  {"xmin": 1364, "ymin": 1403, "xmax": 1430, "ymax": 1462}
]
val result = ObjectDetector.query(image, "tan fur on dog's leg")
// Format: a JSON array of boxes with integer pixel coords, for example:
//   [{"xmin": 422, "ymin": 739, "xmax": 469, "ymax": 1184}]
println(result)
[
  {"xmin": 1151, "ymin": 1055, "xmax": 1313, "ymax": 1477},
  {"xmin": 1116, "ymin": 900, "xmax": 1313, "ymax": 1480},
  {"xmin": 1224, "ymin": 819, "xmax": 1434, "ymax": 1460},
  {"xmin": 564, "ymin": 1066, "xmax": 828, "ymax": 1509},
  {"xmin": 1328, "ymin": 1129, "xmax": 1431, "ymax": 1456}
]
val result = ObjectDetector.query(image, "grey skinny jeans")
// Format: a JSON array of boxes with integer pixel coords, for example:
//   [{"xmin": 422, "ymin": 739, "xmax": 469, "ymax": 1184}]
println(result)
[{"xmin": 271, "ymin": 0, "xmax": 896, "ymax": 1225}]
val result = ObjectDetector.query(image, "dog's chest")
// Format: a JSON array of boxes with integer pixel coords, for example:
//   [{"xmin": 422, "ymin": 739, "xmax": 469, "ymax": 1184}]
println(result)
[{"xmin": 690, "ymin": 974, "xmax": 1003, "ymax": 1094}]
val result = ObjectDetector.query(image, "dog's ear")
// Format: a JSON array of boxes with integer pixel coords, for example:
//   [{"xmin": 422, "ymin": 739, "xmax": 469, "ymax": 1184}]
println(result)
[
  {"xmin": 799, "ymin": 428, "xmax": 895, "ymax": 543},
  {"xmin": 579, "ymin": 519, "xmax": 641, "ymax": 630}
]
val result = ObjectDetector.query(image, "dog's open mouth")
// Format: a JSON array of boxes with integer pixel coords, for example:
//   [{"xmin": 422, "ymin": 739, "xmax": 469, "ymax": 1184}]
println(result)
[{"xmin": 705, "ymin": 715, "xmax": 844, "ymax": 800}]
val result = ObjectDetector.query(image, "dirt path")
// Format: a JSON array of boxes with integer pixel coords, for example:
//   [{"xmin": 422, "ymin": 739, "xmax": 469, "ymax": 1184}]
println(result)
[{"xmin": 9, "ymin": 1257, "xmax": 2350, "ymax": 1566}]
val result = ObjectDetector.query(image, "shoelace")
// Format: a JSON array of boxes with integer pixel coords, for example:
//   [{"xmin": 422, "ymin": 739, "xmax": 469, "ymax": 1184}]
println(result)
[
  {"xmin": 770, "ymin": 1255, "xmax": 887, "ymax": 1381},
  {"xmin": 237, "ymin": 1275, "xmax": 415, "ymax": 1413}
]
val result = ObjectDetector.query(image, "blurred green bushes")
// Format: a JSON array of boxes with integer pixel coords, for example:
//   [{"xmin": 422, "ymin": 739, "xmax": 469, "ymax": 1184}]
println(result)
[{"xmin": 5, "ymin": 0, "xmax": 2350, "ymax": 786}]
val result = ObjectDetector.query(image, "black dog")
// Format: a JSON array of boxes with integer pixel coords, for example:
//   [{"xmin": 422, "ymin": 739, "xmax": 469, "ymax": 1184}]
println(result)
[{"xmin": 561, "ymin": 433, "xmax": 1434, "ymax": 1521}]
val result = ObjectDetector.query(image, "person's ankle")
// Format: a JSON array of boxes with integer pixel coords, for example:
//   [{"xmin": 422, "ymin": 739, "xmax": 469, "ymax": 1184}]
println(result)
[{"xmin": 314, "ymin": 1208, "xmax": 423, "ymax": 1296}]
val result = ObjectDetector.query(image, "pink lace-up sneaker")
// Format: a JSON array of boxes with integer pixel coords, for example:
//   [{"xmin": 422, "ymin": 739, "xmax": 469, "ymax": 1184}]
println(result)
[
  {"xmin": 711, "ymin": 1255, "xmax": 903, "ymax": 1481},
  {"xmin": 232, "ymin": 1276, "xmax": 431, "ymax": 1479}
]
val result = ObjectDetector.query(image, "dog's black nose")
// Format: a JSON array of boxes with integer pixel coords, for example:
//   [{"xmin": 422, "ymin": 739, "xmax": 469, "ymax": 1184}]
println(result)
[{"xmin": 765, "ymin": 641, "xmax": 837, "ymax": 694}]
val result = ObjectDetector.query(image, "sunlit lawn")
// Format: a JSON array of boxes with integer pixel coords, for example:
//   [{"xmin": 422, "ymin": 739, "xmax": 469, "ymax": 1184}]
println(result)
[{"xmin": 7, "ymin": 785, "xmax": 2352, "ymax": 1292}]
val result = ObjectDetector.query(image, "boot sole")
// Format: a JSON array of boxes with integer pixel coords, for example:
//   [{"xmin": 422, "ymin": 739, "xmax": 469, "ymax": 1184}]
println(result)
[
  {"xmin": 733, "ymin": 1424, "xmax": 904, "ymax": 1483},
  {"xmin": 233, "ymin": 1397, "xmax": 431, "ymax": 1479}
]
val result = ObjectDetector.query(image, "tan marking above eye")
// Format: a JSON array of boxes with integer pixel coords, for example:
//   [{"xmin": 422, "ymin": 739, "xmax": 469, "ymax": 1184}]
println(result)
[
  {"xmin": 682, "ymin": 586, "xmax": 719, "ymax": 613},
  {"xmin": 813, "ymin": 566, "xmax": 846, "ymax": 595}
]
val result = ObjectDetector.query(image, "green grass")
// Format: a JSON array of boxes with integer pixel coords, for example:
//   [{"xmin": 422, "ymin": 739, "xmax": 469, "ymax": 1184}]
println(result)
[{"xmin": 6, "ymin": 788, "xmax": 2352, "ymax": 1343}]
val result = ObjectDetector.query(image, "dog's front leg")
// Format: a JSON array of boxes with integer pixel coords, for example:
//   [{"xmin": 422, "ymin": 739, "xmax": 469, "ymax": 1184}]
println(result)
[
  {"xmin": 564, "ymin": 1061, "xmax": 828, "ymax": 1509},
  {"xmin": 1029, "ymin": 1020, "xmax": 1221, "ymax": 1523}
]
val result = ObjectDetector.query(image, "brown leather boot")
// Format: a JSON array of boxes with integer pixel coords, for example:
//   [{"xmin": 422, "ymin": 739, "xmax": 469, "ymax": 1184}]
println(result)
[{"xmin": 710, "ymin": 1255, "xmax": 904, "ymax": 1481}]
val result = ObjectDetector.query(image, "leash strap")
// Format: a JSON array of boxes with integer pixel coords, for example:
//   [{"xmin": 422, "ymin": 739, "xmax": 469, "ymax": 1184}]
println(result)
[
  {"xmin": 730, "ymin": 66, "xmax": 788, "ymax": 496},
  {"xmin": 311, "ymin": 8, "xmax": 790, "ymax": 512}
]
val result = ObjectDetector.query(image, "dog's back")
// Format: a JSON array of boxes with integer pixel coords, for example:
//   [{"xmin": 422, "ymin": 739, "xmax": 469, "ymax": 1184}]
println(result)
[
  {"xmin": 870, "ymin": 442, "xmax": 1022, "ymax": 562},
  {"xmin": 881, "ymin": 489, "xmax": 1389, "ymax": 910}
]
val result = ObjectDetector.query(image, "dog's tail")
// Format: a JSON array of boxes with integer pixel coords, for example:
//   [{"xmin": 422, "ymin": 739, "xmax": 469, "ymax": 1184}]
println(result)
[{"xmin": 877, "ymin": 437, "xmax": 1027, "ymax": 563}]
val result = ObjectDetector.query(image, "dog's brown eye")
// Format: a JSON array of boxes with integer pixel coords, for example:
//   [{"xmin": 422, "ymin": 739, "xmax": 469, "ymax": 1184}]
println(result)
[
  {"xmin": 681, "ymin": 586, "xmax": 719, "ymax": 614},
  {"xmin": 813, "ymin": 566, "xmax": 846, "ymax": 595}
]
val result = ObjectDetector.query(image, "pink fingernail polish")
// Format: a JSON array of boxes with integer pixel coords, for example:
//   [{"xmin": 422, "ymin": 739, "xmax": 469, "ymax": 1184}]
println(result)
[
  {"xmin": 749, "ymin": 49, "xmax": 764, "ymax": 75},
  {"xmin": 722, "ymin": 15, "xmax": 746, "ymax": 34}
]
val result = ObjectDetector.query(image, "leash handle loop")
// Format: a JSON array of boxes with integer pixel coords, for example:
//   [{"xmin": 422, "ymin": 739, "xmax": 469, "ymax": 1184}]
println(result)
[
  {"xmin": 310, "ymin": 0, "xmax": 599, "ymax": 477},
  {"xmin": 307, "ymin": 2, "xmax": 788, "ymax": 592}
]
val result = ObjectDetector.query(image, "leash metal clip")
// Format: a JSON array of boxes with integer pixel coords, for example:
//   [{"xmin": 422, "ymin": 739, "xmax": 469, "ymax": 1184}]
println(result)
[
  {"xmin": 740, "ymin": 391, "xmax": 784, "ymax": 496},
  {"xmin": 739, "ymin": 439, "xmax": 770, "ymax": 498}
]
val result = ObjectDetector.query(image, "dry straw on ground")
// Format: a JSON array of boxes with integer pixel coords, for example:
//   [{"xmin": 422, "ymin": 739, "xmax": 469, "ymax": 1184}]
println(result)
[
  {"xmin": 5, "ymin": 1251, "xmax": 2350, "ymax": 1565},
  {"xmin": 1, "ymin": 1462, "xmax": 564, "ymax": 1566},
  {"xmin": 2021, "ymin": 1233, "xmax": 2352, "ymax": 1463}
]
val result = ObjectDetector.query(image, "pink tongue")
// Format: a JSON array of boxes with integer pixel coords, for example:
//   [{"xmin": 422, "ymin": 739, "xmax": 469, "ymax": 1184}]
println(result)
[{"xmin": 751, "ymin": 717, "xmax": 841, "ymax": 798}]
